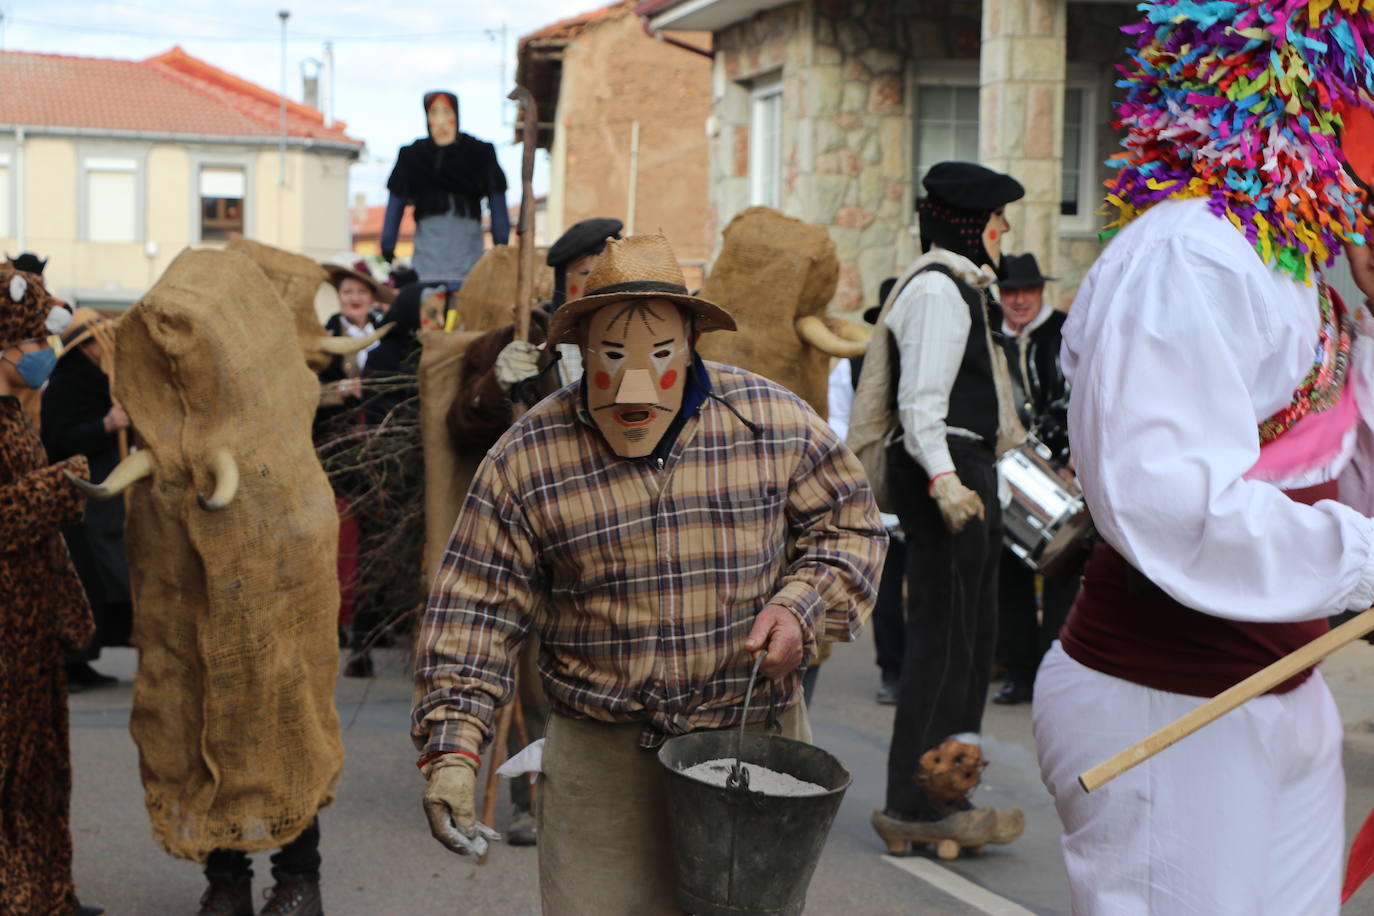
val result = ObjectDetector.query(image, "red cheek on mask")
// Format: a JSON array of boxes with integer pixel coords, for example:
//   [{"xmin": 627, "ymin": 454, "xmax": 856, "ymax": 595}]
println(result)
[
  {"xmin": 988, "ymin": 229, "xmax": 999, "ymax": 241},
  {"xmin": 659, "ymin": 370, "xmax": 678, "ymax": 390},
  {"xmin": 569, "ymin": 285, "xmax": 579, "ymax": 296},
  {"xmin": 595, "ymin": 371, "xmax": 611, "ymax": 390}
]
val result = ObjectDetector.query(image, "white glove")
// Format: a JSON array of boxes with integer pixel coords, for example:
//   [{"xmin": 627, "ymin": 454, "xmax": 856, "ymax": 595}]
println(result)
[
  {"xmin": 422, "ymin": 754, "xmax": 501, "ymax": 857},
  {"xmin": 494, "ymin": 340, "xmax": 542, "ymax": 391},
  {"xmin": 929, "ymin": 473, "xmax": 984, "ymax": 535}
]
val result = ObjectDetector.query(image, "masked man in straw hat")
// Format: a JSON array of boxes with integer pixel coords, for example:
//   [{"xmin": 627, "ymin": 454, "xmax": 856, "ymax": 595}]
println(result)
[
  {"xmin": 1032, "ymin": 3, "xmax": 1374, "ymax": 913},
  {"xmin": 412, "ymin": 234, "xmax": 886, "ymax": 912}
]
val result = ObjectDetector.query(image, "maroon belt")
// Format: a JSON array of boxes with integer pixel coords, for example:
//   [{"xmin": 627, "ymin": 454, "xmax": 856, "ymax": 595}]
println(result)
[{"xmin": 1059, "ymin": 481, "xmax": 1335, "ymax": 698}]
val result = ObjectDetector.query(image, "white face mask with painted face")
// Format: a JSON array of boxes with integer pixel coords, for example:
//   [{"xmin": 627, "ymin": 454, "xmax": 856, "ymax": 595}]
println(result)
[{"xmin": 581, "ymin": 298, "xmax": 689, "ymax": 458}]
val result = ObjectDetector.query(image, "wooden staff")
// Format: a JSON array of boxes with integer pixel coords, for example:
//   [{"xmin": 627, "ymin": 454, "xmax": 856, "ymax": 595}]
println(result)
[
  {"xmin": 1079, "ymin": 606, "xmax": 1374, "ymax": 793},
  {"xmin": 477, "ymin": 684, "xmax": 517, "ymax": 867},
  {"xmin": 507, "ymin": 85, "xmax": 539, "ymax": 346}
]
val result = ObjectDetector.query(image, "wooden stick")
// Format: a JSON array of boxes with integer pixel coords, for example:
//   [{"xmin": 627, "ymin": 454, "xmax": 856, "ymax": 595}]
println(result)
[
  {"xmin": 510, "ymin": 680, "xmax": 535, "ymax": 813},
  {"xmin": 477, "ymin": 692, "xmax": 516, "ymax": 866},
  {"xmin": 1079, "ymin": 606, "xmax": 1374, "ymax": 793},
  {"xmin": 506, "ymin": 85, "xmax": 539, "ymax": 346}
]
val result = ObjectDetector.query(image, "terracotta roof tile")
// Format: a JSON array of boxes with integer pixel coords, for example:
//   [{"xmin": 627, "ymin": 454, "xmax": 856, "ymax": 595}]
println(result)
[
  {"xmin": 520, "ymin": 0, "xmax": 634, "ymax": 48},
  {"xmin": 0, "ymin": 46, "xmax": 362, "ymax": 147}
]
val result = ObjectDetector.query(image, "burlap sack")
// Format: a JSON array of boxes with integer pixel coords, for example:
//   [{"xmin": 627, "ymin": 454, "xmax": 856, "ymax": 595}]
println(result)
[
  {"xmin": 118, "ymin": 249, "xmax": 343, "ymax": 860},
  {"xmin": 226, "ymin": 238, "xmax": 332, "ymax": 372},
  {"xmin": 695, "ymin": 206, "xmax": 839, "ymax": 416},
  {"xmin": 449, "ymin": 245, "xmax": 554, "ymax": 334},
  {"xmin": 418, "ymin": 329, "xmax": 484, "ymax": 585}
]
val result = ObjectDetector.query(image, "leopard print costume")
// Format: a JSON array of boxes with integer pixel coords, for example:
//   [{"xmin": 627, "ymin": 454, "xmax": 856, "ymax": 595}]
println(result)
[{"xmin": 0, "ymin": 388, "xmax": 93, "ymax": 913}]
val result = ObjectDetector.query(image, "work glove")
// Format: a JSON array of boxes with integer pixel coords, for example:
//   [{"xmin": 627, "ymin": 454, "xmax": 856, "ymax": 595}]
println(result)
[
  {"xmin": 494, "ymin": 340, "xmax": 542, "ymax": 391},
  {"xmin": 422, "ymin": 753, "xmax": 501, "ymax": 857},
  {"xmin": 929, "ymin": 473, "xmax": 984, "ymax": 535}
]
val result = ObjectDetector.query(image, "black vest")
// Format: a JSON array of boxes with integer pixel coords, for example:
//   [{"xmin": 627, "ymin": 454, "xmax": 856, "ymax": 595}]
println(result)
[{"xmin": 889, "ymin": 263, "xmax": 999, "ymax": 444}]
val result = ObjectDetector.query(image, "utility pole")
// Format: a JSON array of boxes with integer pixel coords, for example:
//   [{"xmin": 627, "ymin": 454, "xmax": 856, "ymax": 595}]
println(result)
[{"xmin": 278, "ymin": 10, "xmax": 290, "ymax": 187}]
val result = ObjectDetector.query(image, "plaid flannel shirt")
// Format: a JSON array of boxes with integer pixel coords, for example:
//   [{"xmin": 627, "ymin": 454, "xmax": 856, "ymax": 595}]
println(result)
[{"xmin": 411, "ymin": 361, "xmax": 887, "ymax": 756}]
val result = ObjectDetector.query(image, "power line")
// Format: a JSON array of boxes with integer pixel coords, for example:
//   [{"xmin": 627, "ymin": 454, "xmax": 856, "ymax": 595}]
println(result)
[{"xmin": 5, "ymin": 15, "xmax": 496, "ymax": 43}]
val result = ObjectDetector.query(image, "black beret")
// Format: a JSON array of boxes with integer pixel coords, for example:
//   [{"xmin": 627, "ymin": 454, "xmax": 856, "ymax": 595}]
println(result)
[
  {"xmin": 922, "ymin": 162, "xmax": 1025, "ymax": 213},
  {"xmin": 546, "ymin": 217, "xmax": 624, "ymax": 268}
]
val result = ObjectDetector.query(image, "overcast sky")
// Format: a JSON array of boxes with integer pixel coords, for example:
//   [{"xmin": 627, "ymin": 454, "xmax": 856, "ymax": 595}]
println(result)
[{"xmin": 1, "ymin": 0, "xmax": 601, "ymax": 207}]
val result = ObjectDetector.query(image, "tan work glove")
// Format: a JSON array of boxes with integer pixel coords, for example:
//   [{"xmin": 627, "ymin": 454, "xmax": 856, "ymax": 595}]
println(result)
[
  {"xmin": 929, "ymin": 473, "xmax": 984, "ymax": 535},
  {"xmin": 422, "ymin": 753, "xmax": 501, "ymax": 857},
  {"xmin": 494, "ymin": 340, "xmax": 542, "ymax": 391}
]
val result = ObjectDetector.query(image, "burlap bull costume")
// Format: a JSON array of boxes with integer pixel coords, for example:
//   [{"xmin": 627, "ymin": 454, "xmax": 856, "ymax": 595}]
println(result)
[
  {"xmin": 73, "ymin": 249, "xmax": 346, "ymax": 916},
  {"xmin": 696, "ymin": 206, "xmax": 870, "ymax": 417}
]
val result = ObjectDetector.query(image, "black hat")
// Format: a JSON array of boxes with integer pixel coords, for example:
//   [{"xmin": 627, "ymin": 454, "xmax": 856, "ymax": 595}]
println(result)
[
  {"xmin": 922, "ymin": 162, "xmax": 1025, "ymax": 213},
  {"xmin": 863, "ymin": 276, "xmax": 899, "ymax": 324},
  {"xmin": 997, "ymin": 253, "xmax": 1055, "ymax": 289},
  {"xmin": 5, "ymin": 252, "xmax": 47, "ymax": 276},
  {"xmin": 546, "ymin": 218, "xmax": 624, "ymax": 268}
]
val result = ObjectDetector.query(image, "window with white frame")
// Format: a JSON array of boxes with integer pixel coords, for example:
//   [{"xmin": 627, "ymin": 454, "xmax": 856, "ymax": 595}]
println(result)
[
  {"xmin": 1061, "ymin": 83, "xmax": 1100, "ymax": 231},
  {"xmin": 0, "ymin": 154, "xmax": 10, "ymax": 238},
  {"xmin": 914, "ymin": 83, "xmax": 980, "ymax": 191},
  {"xmin": 199, "ymin": 165, "xmax": 246, "ymax": 241},
  {"xmin": 749, "ymin": 75, "xmax": 783, "ymax": 208},
  {"xmin": 85, "ymin": 157, "xmax": 138, "ymax": 243}
]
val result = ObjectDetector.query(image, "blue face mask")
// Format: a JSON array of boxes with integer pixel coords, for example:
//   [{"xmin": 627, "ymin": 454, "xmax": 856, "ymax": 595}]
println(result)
[{"xmin": 7, "ymin": 346, "xmax": 57, "ymax": 388}]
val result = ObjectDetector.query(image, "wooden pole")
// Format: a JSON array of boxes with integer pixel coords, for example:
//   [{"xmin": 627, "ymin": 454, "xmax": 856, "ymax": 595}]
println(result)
[
  {"xmin": 1079, "ymin": 606, "xmax": 1374, "ymax": 793},
  {"xmin": 507, "ymin": 85, "xmax": 539, "ymax": 346},
  {"xmin": 477, "ymin": 690, "xmax": 516, "ymax": 866}
]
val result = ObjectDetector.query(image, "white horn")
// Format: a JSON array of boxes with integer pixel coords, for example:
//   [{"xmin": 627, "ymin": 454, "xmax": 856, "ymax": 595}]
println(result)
[
  {"xmin": 64, "ymin": 449, "xmax": 155, "ymax": 500},
  {"xmin": 316, "ymin": 322, "xmax": 394, "ymax": 355},
  {"xmin": 795, "ymin": 315, "xmax": 869, "ymax": 359},
  {"xmin": 196, "ymin": 448, "xmax": 240, "ymax": 512}
]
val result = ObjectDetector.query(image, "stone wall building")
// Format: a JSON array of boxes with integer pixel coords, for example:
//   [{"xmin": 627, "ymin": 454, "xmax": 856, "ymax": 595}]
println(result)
[
  {"xmin": 637, "ymin": 0, "xmax": 1138, "ymax": 311},
  {"xmin": 517, "ymin": 1, "xmax": 714, "ymax": 287}
]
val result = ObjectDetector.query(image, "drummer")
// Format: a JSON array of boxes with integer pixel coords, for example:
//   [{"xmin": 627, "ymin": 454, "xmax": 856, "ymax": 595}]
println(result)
[
  {"xmin": 853, "ymin": 161, "xmax": 1028, "ymax": 854},
  {"xmin": 991, "ymin": 252, "xmax": 1077, "ymax": 706},
  {"xmin": 410, "ymin": 234, "xmax": 885, "ymax": 912}
]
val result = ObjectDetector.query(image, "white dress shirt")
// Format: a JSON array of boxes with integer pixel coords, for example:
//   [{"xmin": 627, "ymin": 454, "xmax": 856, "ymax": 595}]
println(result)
[
  {"xmin": 827, "ymin": 359, "xmax": 854, "ymax": 442},
  {"xmin": 1063, "ymin": 197, "xmax": 1374, "ymax": 622},
  {"xmin": 884, "ymin": 247, "xmax": 998, "ymax": 479},
  {"xmin": 342, "ymin": 319, "xmax": 379, "ymax": 372}
]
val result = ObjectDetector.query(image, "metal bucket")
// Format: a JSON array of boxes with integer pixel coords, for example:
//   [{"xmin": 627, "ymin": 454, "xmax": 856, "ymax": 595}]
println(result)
[{"xmin": 657, "ymin": 728, "xmax": 851, "ymax": 916}]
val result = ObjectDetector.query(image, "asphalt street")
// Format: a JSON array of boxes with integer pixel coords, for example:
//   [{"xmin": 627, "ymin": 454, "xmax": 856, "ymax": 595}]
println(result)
[{"xmin": 67, "ymin": 632, "xmax": 1374, "ymax": 915}]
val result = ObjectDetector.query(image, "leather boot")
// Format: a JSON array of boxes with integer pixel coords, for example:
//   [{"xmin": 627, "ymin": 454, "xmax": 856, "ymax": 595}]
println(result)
[
  {"xmin": 259, "ymin": 878, "xmax": 323, "ymax": 916},
  {"xmin": 195, "ymin": 875, "xmax": 253, "ymax": 916}
]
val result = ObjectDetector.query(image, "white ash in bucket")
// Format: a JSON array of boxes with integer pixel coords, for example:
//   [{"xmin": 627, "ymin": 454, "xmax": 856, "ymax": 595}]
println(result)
[{"xmin": 680, "ymin": 759, "xmax": 828, "ymax": 797}]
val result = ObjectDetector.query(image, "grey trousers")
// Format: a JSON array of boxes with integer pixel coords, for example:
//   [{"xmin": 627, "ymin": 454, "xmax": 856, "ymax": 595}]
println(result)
[{"xmin": 537, "ymin": 701, "xmax": 811, "ymax": 916}]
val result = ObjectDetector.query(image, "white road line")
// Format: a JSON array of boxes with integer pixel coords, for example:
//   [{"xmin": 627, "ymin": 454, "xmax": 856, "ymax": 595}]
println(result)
[{"xmin": 882, "ymin": 855, "xmax": 1038, "ymax": 916}]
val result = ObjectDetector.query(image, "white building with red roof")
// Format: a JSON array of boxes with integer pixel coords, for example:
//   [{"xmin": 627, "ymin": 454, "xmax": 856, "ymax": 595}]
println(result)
[{"xmin": 0, "ymin": 46, "xmax": 364, "ymax": 306}]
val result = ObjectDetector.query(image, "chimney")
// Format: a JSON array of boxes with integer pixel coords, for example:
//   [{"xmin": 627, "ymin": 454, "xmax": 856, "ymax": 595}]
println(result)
[
  {"xmin": 300, "ymin": 57, "xmax": 321, "ymax": 110},
  {"xmin": 322, "ymin": 42, "xmax": 335, "ymax": 127}
]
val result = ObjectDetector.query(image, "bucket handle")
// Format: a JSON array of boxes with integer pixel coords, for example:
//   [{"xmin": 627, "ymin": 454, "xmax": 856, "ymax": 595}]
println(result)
[{"xmin": 727, "ymin": 651, "xmax": 768, "ymax": 791}]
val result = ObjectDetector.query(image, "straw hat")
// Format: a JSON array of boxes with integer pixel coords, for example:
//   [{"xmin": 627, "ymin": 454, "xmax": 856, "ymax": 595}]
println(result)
[
  {"xmin": 546, "ymin": 234, "xmax": 735, "ymax": 344},
  {"xmin": 323, "ymin": 258, "xmax": 396, "ymax": 305}
]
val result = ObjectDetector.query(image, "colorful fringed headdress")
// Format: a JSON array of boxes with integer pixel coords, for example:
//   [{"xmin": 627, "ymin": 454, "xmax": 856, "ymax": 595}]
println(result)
[{"xmin": 1104, "ymin": 0, "xmax": 1374, "ymax": 282}]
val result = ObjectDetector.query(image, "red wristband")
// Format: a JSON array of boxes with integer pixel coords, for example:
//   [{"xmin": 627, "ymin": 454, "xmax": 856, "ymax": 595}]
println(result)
[
  {"xmin": 927, "ymin": 471, "xmax": 953, "ymax": 495},
  {"xmin": 416, "ymin": 749, "xmax": 481, "ymax": 771}
]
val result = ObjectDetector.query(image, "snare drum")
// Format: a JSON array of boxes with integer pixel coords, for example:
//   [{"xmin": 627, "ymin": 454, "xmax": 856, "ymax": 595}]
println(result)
[{"xmin": 997, "ymin": 437, "xmax": 1092, "ymax": 577}]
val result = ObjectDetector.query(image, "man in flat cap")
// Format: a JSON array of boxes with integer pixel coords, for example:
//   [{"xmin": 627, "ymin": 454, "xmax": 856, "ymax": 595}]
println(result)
[
  {"xmin": 850, "ymin": 161, "xmax": 1027, "ymax": 855},
  {"xmin": 447, "ymin": 216, "xmax": 623, "ymax": 451},
  {"xmin": 413, "ymin": 234, "xmax": 885, "ymax": 912}
]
